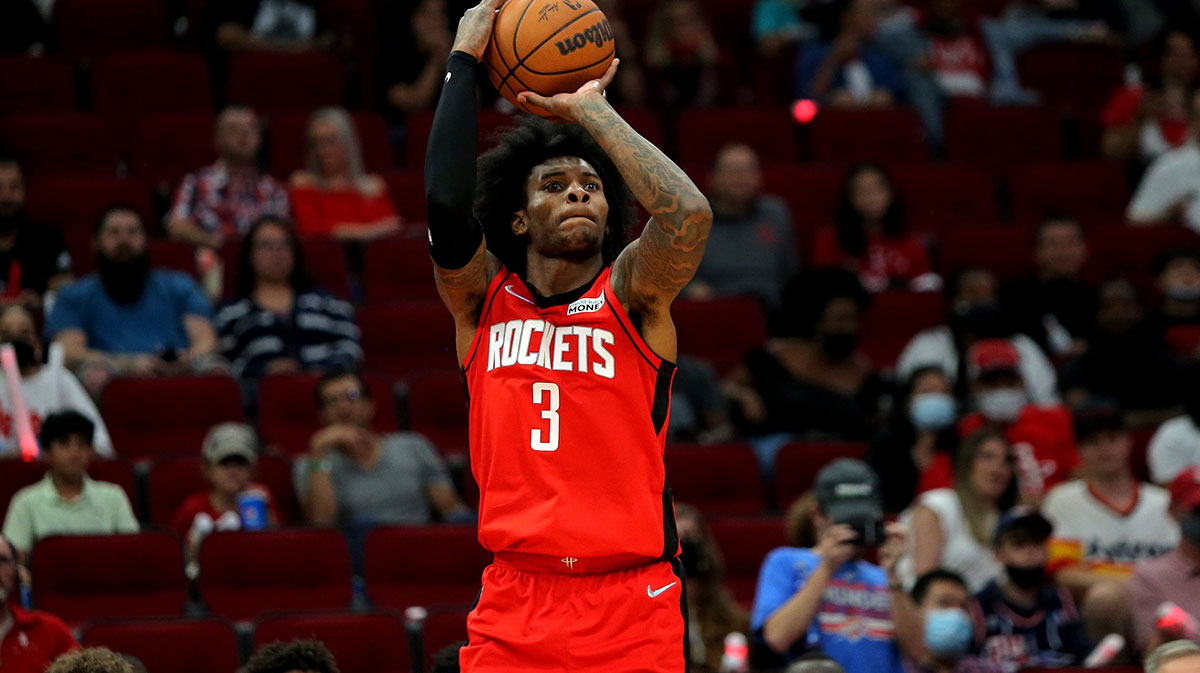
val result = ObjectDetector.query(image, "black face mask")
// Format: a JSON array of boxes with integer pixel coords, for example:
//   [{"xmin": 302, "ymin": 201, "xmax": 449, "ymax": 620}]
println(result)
[
  {"xmin": 0, "ymin": 209, "xmax": 24, "ymax": 236},
  {"xmin": 954, "ymin": 303, "xmax": 1005, "ymax": 338},
  {"xmin": 5, "ymin": 339, "xmax": 37, "ymax": 370},
  {"xmin": 1005, "ymin": 563, "xmax": 1046, "ymax": 589},
  {"xmin": 820, "ymin": 331, "xmax": 858, "ymax": 361},
  {"xmin": 679, "ymin": 537, "xmax": 707, "ymax": 577},
  {"xmin": 1182, "ymin": 513, "xmax": 1200, "ymax": 547},
  {"xmin": 96, "ymin": 250, "xmax": 151, "ymax": 305}
]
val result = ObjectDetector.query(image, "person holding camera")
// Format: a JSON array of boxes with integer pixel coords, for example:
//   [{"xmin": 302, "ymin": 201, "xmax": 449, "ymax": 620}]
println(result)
[{"xmin": 751, "ymin": 459, "xmax": 922, "ymax": 672}]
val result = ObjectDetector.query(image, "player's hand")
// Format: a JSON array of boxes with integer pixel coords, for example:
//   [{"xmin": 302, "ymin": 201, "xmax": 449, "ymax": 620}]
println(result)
[
  {"xmin": 517, "ymin": 58, "xmax": 620, "ymax": 124},
  {"xmin": 452, "ymin": 0, "xmax": 506, "ymax": 61},
  {"xmin": 815, "ymin": 524, "xmax": 858, "ymax": 570}
]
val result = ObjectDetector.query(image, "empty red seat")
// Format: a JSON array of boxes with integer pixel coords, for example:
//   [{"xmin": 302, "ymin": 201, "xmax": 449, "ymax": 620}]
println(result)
[
  {"xmin": 860, "ymin": 291, "xmax": 946, "ymax": 369},
  {"xmin": 24, "ymin": 176, "xmax": 154, "ymax": 236},
  {"xmin": 421, "ymin": 605, "xmax": 471, "ymax": 667},
  {"xmin": 758, "ymin": 164, "xmax": 843, "ymax": 255},
  {"xmin": 254, "ymin": 612, "xmax": 411, "ymax": 673},
  {"xmin": 405, "ymin": 370, "xmax": 468, "ymax": 458},
  {"xmin": 91, "ymin": 50, "xmax": 212, "ymax": 140},
  {"xmin": 1010, "ymin": 161, "xmax": 1129, "ymax": 227},
  {"xmin": 0, "ymin": 112, "xmax": 119, "ymax": 177},
  {"xmin": 129, "ymin": 113, "xmax": 217, "ymax": 193},
  {"xmin": 270, "ymin": 110, "xmax": 393, "ymax": 178},
  {"xmin": 1085, "ymin": 226, "xmax": 1200, "ymax": 280},
  {"xmin": 86, "ymin": 459, "xmax": 140, "ymax": 518},
  {"xmin": 945, "ymin": 105, "xmax": 1062, "ymax": 175},
  {"xmin": 148, "ymin": 240, "xmax": 199, "ymax": 278},
  {"xmin": 664, "ymin": 443, "xmax": 764, "ymax": 515},
  {"xmin": 673, "ymin": 297, "xmax": 768, "ymax": 376},
  {"xmin": 1015, "ymin": 43, "xmax": 1124, "ymax": 113},
  {"xmin": 257, "ymin": 372, "xmax": 398, "ymax": 456},
  {"xmin": 774, "ymin": 441, "xmax": 867, "ymax": 510},
  {"xmin": 358, "ymin": 301, "xmax": 457, "ymax": 381},
  {"xmin": 80, "ymin": 618, "xmax": 241, "ymax": 673},
  {"xmin": 677, "ymin": 108, "xmax": 797, "ymax": 166},
  {"xmin": 0, "ymin": 459, "xmax": 137, "ymax": 524},
  {"xmin": 257, "ymin": 455, "xmax": 300, "ymax": 524},
  {"xmin": 299, "ymin": 235, "xmax": 351, "ymax": 298},
  {"xmin": 0, "ymin": 57, "xmax": 75, "ymax": 113},
  {"xmin": 146, "ymin": 456, "xmax": 209, "ymax": 527},
  {"xmin": 405, "ymin": 109, "xmax": 517, "ymax": 169},
  {"xmin": 364, "ymin": 525, "xmax": 489, "ymax": 610},
  {"xmin": 101, "ymin": 375, "xmax": 244, "ymax": 462},
  {"xmin": 228, "ymin": 52, "xmax": 347, "ymax": 118},
  {"xmin": 937, "ymin": 225, "xmax": 1037, "ymax": 282},
  {"xmin": 810, "ymin": 108, "xmax": 928, "ymax": 165},
  {"xmin": 32, "ymin": 532, "xmax": 187, "ymax": 624},
  {"xmin": 53, "ymin": 0, "xmax": 171, "ymax": 62},
  {"xmin": 708, "ymin": 516, "xmax": 786, "ymax": 606},
  {"xmin": 1167, "ymin": 325, "xmax": 1200, "ymax": 360},
  {"xmin": 891, "ymin": 163, "xmax": 996, "ymax": 231},
  {"xmin": 382, "ymin": 172, "xmax": 427, "ymax": 224},
  {"xmin": 364, "ymin": 234, "xmax": 439, "ymax": 301},
  {"xmin": 199, "ymin": 529, "xmax": 353, "ymax": 621}
]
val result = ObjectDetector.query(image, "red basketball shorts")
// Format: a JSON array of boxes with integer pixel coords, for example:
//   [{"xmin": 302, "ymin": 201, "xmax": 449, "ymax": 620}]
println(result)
[{"xmin": 460, "ymin": 557, "xmax": 689, "ymax": 672}]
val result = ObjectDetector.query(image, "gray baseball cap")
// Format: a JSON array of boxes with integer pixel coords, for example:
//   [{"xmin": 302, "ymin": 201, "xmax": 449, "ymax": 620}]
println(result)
[
  {"xmin": 202, "ymin": 422, "xmax": 257, "ymax": 464},
  {"xmin": 814, "ymin": 458, "xmax": 882, "ymax": 523}
]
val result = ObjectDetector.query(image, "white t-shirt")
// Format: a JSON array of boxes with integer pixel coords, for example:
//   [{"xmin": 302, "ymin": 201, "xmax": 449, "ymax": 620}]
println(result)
[
  {"xmin": 0, "ymin": 366, "xmax": 113, "ymax": 458},
  {"xmin": 895, "ymin": 326, "xmax": 1060, "ymax": 404},
  {"xmin": 1042, "ymin": 480, "xmax": 1179, "ymax": 578},
  {"xmin": 1127, "ymin": 142, "xmax": 1200, "ymax": 231},
  {"xmin": 897, "ymin": 488, "xmax": 1003, "ymax": 593},
  {"xmin": 1147, "ymin": 415, "xmax": 1200, "ymax": 484}
]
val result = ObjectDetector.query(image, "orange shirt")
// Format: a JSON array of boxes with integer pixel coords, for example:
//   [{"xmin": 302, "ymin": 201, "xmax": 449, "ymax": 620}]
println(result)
[{"xmin": 289, "ymin": 182, "xmax": 398, "ymax": 236}]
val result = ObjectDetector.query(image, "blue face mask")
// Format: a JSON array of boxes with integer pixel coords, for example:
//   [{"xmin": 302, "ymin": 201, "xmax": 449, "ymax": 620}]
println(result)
[
  {"xmin": 910, "ymin": 392, "xmax": 957, "ymax": 431},
  {"xmin": 924, "ymin": 608, "xmax": 973, "ymax": 657}
]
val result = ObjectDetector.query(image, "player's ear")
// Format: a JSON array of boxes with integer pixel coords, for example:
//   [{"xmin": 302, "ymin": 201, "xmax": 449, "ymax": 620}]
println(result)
[{"xmin": 511, "ymin": 211, "xmax": 528, "ymax": 236}]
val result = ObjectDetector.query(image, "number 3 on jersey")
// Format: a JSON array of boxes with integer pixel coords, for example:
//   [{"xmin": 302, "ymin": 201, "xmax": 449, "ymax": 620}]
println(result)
[{"xmin": 531, "ymin": 382, "xmax": 559, "ymax": 452}]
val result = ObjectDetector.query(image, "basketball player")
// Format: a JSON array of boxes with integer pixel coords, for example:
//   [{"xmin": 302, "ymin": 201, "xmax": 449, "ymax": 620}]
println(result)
[{"xmin": 424, "ymin": 1, "xmax": 712, "ymax": 670}]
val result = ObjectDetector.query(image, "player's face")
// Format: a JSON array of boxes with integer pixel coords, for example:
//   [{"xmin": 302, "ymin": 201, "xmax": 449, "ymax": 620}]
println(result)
[{"xmin": 516, "ymin": 156, "xmax": 609, "ymax": 262}]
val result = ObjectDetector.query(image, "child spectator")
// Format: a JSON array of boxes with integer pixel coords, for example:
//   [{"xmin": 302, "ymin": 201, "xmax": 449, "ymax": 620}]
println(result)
[{"xmin": 907, "ymin": 569, "xmax": 1007, "ymax": 673}]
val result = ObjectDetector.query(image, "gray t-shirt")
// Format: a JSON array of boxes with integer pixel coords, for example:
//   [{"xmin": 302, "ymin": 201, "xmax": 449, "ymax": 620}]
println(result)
[
  {"xmin": 294, "ymin": 432, "xmax": 453, "ymax": 526},
  {"xmin": 689, "ymin": 195, "xmax": 796, "ymax": 309}
]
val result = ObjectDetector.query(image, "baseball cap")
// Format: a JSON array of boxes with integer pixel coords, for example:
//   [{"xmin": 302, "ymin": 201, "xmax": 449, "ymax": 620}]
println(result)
[
  {"xmin": 993, "ymin": 505, "xmax": 1052, "ymax": 545},
  {"xmin": 1071, "ymin": 398, "xmax": 1125, "ymax": 443},
  {"xmin": 202, "ymin": 423, "xmax": 257, "ymax": 464},
  {"xmin": 1170, "ymin": 466, "xmax": 1200, "ymax": 514},
  {"xmin": 815, "ymin": 458, "xmax": 882, "ymax": 523},
  {"xmin": 967, "ymin": 339, "xmax": 1020, "ymax": 380}
]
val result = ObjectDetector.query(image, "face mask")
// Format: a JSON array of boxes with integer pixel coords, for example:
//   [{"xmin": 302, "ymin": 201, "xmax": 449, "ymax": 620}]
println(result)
[
  {"xmin": 1166, "ymin": 285, "xmax": 1200, "ymax": 303},
  {"xmin": 679, "ymin": 537, "xmax": 706, "ymax": 577},
  {"xmin": 954, "ymin": 303, "xmax": 1003, "ymax": 338},
  {"xmin": 977, "ymin": 388, "xmax": 1026, "ymax": 423},
  {"xmin": 1005, "ymin": 563, "xmax": 1045, "ymax": 589},
  {"xmin": 820, "ymin": 331, "xmax": 858, "ymax": 361},
  {"xmin": 1182, "ymin": 513, "xmax": 1200, "ymax": 547},
  {"xmin": 924, "ymin": 608, "xmax": 973, "ymax": 657},
  {"xmin": 5, "ymin": 339, "xmax": 37, "ymax": 371},
  {"xmin": 911, "ymin": 392, "xmax": 956, "ymax": 431}
]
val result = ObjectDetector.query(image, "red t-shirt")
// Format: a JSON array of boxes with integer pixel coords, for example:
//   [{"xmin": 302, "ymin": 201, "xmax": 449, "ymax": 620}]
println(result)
[
  {"xmin": 290, "ymin": 183, "xmax": 398, "ymax": 236},
  {"xmin": 1102, "ymin": 85, "xmax": 1190, "ymax": 148},
  {"xmin": 1, "ymin": 604, "xmax": 78, "ymax": 673},
  {"xmin": 170, "ymin": 487, "xmax": 281, "ymax": 541},
  {"xmin": 812, "ymin": 227, "xmax": 934, "ymax": 292}
]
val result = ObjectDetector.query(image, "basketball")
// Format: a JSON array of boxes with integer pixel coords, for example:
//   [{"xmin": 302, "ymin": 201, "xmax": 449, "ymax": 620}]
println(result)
[{"xmin": 484, "ymin": 0, "xmax": 616, "ymax": 116}]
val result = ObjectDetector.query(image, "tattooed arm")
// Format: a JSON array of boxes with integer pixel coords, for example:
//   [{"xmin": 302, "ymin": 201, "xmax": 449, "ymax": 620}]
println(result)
[{"xmin": 520, "ymin": 61, "xmax": 713, "ymax": 359}]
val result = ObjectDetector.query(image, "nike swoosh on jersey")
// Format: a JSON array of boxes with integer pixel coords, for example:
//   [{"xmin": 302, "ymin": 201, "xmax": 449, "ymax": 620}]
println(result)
[
  {"xmin": 647, "ymin": 581, "xmax": 678, "ymax": 598},
  {"xmin": 504, "ymin": 284, "xmax": 536, "ymax": 305}
]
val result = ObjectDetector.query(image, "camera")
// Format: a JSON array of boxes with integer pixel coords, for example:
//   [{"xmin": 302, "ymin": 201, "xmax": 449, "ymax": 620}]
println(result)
[{"xmin": 841, "ymin": 516, "xmax": 886, "ymax": 547}]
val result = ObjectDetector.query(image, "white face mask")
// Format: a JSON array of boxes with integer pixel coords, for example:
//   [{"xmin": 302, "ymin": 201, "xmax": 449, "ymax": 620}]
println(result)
[{"xmin": 977, "ymin": 388, "xmax": 1027, "ymax": 423}]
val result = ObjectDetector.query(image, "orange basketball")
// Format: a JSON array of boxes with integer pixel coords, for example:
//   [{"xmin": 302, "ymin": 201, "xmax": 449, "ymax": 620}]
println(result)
[{"xmin": 484, "ymin": 0, "xmax": 616, "ymax": 116}]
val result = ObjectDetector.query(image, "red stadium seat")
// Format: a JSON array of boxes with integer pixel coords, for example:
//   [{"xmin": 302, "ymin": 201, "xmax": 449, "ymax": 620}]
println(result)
[
  {"xmin": 359, "ymin": 301, "xmax": 458, "ymax": 381},
  {"xmin": 810, "ymin": 108, "xmax": 928, "ymax": 165},
  {"xmin": 0, "ymin": 112, "xmax": 119, "ymax": 177},
  {"xmin": 25, "ymin": 176, "xmax": 154, "ymax": 235},
  {"xmin": 32, "ymin": 532, "xmax": 187, "ymax": 625},
  {"xmin": 228, "ymin": 52, "xmax": 347, "ymax": 118},
  {"xmin": 616, "ymin": 107, "xmax": 664, "ymax": 148},
  {"xmin": 774, "ymin": 441, "xmax": 867, "ymax": 510},
  {"xmin": 52, "ymin": 0, "xmax": 171, "ymax": 62},
  {"xmin": 405, "ymin": 370, "xmax": 468, "ymax": 458},
  {"xmin": 257, "ymin": 372, "xmax": 398, "ymax": 456},
  {"xmin": 363, "ymin": 234, "xmax": 440, "ymax": 302},
  {"xmin": 146, "ymin": 456, "xmax": 209, "ymax": 527},
  {"xmin": 257, "ymin": 455, "xmax": 300, "ymax": 525},
  {"xmin": 1015, "ymin": 43, "xmax": 1124, "ymax": 113},
  {"xmin": 0, "ymin": 57, "xmax": 75, "ymax": 114},
  {"xmin": 945, "ymin": 105, "xmax": 1062, "ymax": 175},
  {"xmin": 101, "ymin": 375, "xmax": 244, "ymax": 462},
  {"xmin": 0, "ymin": 459, "xmax": 137, "ymax": 524},
  {"xmin": 254, "ymin": 612, "xmax": 411, "ymax": 673},
  {"xmin": 364, "ymin": 525, "xmax": 489, "ymax": 610},
  {"xmin": 87, "ymin": 459, "xmax": 140, "ymax": 518},
  {"xmin": 860, "ymin": 291, "xmax": 946, "ymax": 369},
  {"xmin": 672, "ymin": 297, "xmax": 768, "ymax": 376},
  {"xmin": 1087, "ymin": 226, "xmax": 1200, "ymax": 281},
  {"xmin": 760, "ymin": 164, "xmax": 844, "ymax": 254},
  {"xmin": 129, "ymin": 113, "xmax": 218, "ymax": 193},
  {"xmin": 405, "ymin": 109, "xmax": 517, "ymax": 169},
  {"xmin": 1010, "ymin": 161, "xmax": 1129, "ymax": 228},
  {"xmin": 199, "ymin": 529, "xmax": 353, "ymax": 621},
  {"xmin": 91, "ymin": 50, "xmax": 212, "ymax": 149},
  {"xmin": 148, "ymin": 240, "xmax": 200, "ymax": 278},
  {"xmin": 422, "ymin": 605, "xmax": 471, "ymax": 668},
  {"xmin": 664, "ymin": 443, "xmax": 765, "ymax": 515},
  {"xmin": 891, "ymin": 164, "xmax": 997, "ymax": 231},
  {"xmin": 382, "ymin": 172, "xmax": 427, "ymax": 224},
  {"xmin": 269, "ymin": 110, "xmax": 393, "ymax": 178},
  {"xmin": 298, "ymin": 235, "xmax": 351, "ymax": 298},
  {"xmin": 708, "ymin": 516, "xmax": 786, "ymax": 607},
  {"xmin": 1167, "ymin": 325, "xmax": 1200, "ymax": 360},
  {"xmin": 80, "ymin": 618, "xmax": 241, "ymax": 673},
  {"xmin": 937, "ymin": 225, "xmax": 1037, "ymax": 282},
  {"xmin": 676, "ymin": 108, "xmax": 797, "ymax": 166}
]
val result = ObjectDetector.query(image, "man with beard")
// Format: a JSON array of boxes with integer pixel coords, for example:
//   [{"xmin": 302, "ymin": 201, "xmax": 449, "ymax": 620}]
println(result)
[
  {"xmin": 45, "ymin": 206, "xmax": 218, "ymax": 396},
  {"xmin": 0, "ymin": 157, "xmax": 72, "ymax": 313}
]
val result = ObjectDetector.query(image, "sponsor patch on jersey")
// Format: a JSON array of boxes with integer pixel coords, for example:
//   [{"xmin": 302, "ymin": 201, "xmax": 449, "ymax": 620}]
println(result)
[{"xmin": 567, "ymin": 293, "xmax": 605, "ymax": 316}]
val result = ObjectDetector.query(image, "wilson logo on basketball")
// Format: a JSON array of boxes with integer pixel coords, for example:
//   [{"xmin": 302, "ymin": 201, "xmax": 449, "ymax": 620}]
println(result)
[{"xmin": 553, "ymin": 19, "xmax": 614, "ymax": 56}]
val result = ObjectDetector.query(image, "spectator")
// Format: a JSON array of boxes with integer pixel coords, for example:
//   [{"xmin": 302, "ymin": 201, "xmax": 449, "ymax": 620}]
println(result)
[
  {"xmin": 725, "ymin": 268, "xmax": 884, "ymax": 442},
  {"xmin": 896, "ymin": 429, "xmax": 1015, "ymax": 593},
  {"xmin": 896, "ymin": 267, "xmax": 1059, "ymax": 404},
  {"xmin": 209, "ymin": 0, "xmax": 337, "ymax": 54},
  {"xmin": 1144, "ymin": 641, "xmax": 1200, "ymax": 673},
  {"xmin": 1103, "ymin": 30, "xmax": 1199, "ymax": 166},
  {"xmin": 45, "ymin": 648, "xmax": 134, "ymax": 673},
  {"xmin": 795, "ymin": 0, "xmax": 904, "ymax": 107},
  {"xmin": 294, "ymin": 370, "xmax": 470, "ymax": 530},
  {"xmin": 752, "ymin": 459, "xmax": 919, "ymax": 671},
  {"xmin": 687, "ymin": 143, "xmax": 797, "ymax": 310},
  {"xmin": 972, "ymin": 507, "xmax": 1091, "ymax": 669},
  {"xmin": 1147, "ymin": 362, "xmax": 1200, "ymax": 485},
  {"xmin": 1155, "ymin": 248, "xmax": 1200, "ymax": 327},
  {"xmin": 289, "ymin": 107, "xmax": 401, "ymax": 241},
  {"xmin": 0, "ymin": 305, "xmax": 113, "ymax": 457},
  {"xmin": 644, "ymin": 0, "xmax": 719, "ymax": 110},
  {"xmin": 1042, "ymin": 400, "xmax": 1178, "ymax": 646},
  {"xmin": 0, "ymin": 534, "xmax": 78, "ymax": 673},
  {"xmin": 165, "ymin": 105, "xmax": 290, "ymax": 249},
  {"xmin": 1129, "ymin": 468, "xmax": 1200, "ymax": 653},
  {"xmin": 1000, "ymin": 215, "xmax": 1096, "ymax": 358},
  {"xmin": 0, "ymin": 156, "xmax": 73, "ymax": 313},
  {"xmin": 866, "ymin": 366, "xmax": 959, "ymax": 514},
  {"xmin": 1127, "ymin": 88, "xmax": 1200, "ymax": 231},
  {"xmin": 45, "ymin": 207, "xmax": 220, "ymax": 397},
  {"xmin": 753, "ymin": 0, "xmax": 816, "ymax": 56},
  {"xmin": 675, "ymin": 503, "xmax": 749, "ymax": 672},
  {"xmin": 1, "ymin": 411, "xmax": 138, "ymax": 561},
  {"xmin": 379, "ymin": 0, "xmax": 452, "ymax": 116},
  {"xmin": 245, "ymin": 640, "xmax": 339, "ymax": 673},
  {"xmin": 667, "ymin": 356, "xmax": 734, "ymax": 443},
  {"xmin": 216, "ymin": 216, "xmax": 362, "ymax": 390},
  {"xmin": 592, "ymin": 0, "xmax": 647, "ymax": 106},
  {"xmin": 907, "ymin": 569, "xmax": 1007, "ymax": 673},
  {"xmin": 171, "ymin": 423, "xmax": 279, "ymax": 569},
  {"xmin": 812, "ymin": 164, "xmax": 940, "ymax": 293}
]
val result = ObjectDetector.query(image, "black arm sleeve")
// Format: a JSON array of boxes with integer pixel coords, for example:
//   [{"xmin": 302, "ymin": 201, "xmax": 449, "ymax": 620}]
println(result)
[{"xmin": 424, "ymin": 50, "xmax": 484, "ymax": 270}]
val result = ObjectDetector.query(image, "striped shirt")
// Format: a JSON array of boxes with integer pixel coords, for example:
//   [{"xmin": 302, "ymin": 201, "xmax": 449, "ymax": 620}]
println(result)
[{"xmin": 216, "ymin": 291, "xmax": 362, "ymax": 381}]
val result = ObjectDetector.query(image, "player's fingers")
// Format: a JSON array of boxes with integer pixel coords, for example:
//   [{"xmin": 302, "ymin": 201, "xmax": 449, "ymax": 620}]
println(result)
[
  {"xmin": 518, "ymin": 91, "xmax": 552, "ymax": 109},
  {"xmin": 597, "ymin": 58, "xmax": 620, "ymax": 90}
]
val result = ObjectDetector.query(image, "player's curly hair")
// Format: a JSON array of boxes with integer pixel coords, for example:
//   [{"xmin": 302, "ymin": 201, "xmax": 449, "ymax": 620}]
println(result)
[
  {"xmin": 475, "ymin": 115, "xmax": 636, "ymax": 277},
  {"xmin": 244, "ymin": 640, "xmax": 340, "ymax": 673},
  {"xmin": 45, "ymin": 648, "xmax": 136, "ymax": 673}
]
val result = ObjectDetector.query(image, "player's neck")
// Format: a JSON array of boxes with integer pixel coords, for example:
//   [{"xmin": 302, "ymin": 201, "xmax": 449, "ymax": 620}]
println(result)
[{"xmin": 523, "ymin": 253, "xmax": 603, "ymax": 298}]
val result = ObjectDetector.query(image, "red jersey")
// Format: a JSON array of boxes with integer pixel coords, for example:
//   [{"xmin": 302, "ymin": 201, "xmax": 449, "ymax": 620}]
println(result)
[
  {"xmin": 1, "ymin": 603, "xmax": 78, "ymax": 673},
  {"xmin": 462, "ymin": 266, "xmax": 678, "ymax": 567},
  {"xmin": 170, "ymin": 487, "xmax": 280, "ymax": 542}
]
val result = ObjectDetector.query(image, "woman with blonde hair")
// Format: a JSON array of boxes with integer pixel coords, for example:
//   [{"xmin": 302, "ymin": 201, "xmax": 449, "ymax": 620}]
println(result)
[
  {"xmin": 675, "ymin": 503, "xmax": 750, "ymax": 672},
  {"xmin": 289, "ymin": 106, "xmax": 401, "ymax": 241}
]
